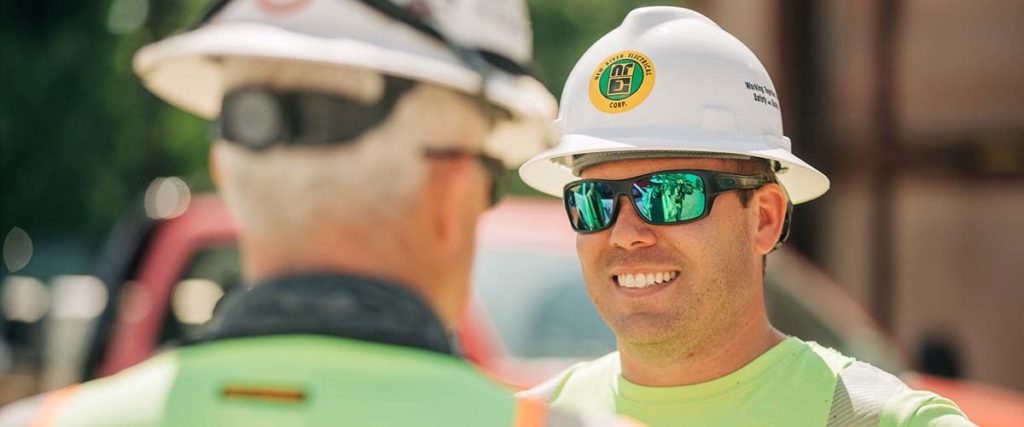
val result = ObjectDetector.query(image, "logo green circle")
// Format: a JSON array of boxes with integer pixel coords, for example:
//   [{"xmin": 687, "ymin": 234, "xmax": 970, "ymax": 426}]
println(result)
[{"xmin": 598, "ymin": 59, "xmax": 645, "ymax": 100}]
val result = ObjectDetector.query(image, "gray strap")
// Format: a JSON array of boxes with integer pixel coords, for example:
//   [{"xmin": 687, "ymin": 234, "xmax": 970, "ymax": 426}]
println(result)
[
  {"xmin": 826, "ymin": 361, "xmax": 905, "ymax": 427},
  {"xmin": 570, "ymin": 151, "xmax": 755, "ymax": 175}
]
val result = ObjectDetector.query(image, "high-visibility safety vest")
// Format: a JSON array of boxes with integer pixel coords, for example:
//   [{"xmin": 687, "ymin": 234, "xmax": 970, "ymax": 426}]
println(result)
[
  {"xmin": 6, "ymin": 273, "xmax": 608, "ymax": 427},
  {"xmin": 27, "ymin": 335, "xmax": 554, "ymax": 427}
]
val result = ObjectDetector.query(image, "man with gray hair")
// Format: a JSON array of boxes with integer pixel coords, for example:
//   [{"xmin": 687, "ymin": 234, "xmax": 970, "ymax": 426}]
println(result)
[{"xmin": 0, "ymin": 1, "xmax": 638, "ymax": 426}]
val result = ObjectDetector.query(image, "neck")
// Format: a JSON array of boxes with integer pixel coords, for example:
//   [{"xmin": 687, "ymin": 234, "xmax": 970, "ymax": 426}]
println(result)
[
  {"xmin": 618, "ymin": 312, "xmax": 786, "ymax": 387},
  {"xmin": 238, "ymin": 219, "xmax": 453, "ymax": 326}
]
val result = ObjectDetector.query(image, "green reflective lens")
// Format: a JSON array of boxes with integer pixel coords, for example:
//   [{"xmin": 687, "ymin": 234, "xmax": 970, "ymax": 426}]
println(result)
[
  {"xmin": 566, "ymin": 182, "xmax": 614, "ymax": 231},
  {"xmin": 632, "ymin": 173, "xmax": 707, "ymax": 223}
]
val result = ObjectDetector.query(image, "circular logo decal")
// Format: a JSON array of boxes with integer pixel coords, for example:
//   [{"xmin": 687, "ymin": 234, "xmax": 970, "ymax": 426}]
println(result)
[{"xmin": 588, "ymin": 50, "xmax": 656, "ymax": 114}]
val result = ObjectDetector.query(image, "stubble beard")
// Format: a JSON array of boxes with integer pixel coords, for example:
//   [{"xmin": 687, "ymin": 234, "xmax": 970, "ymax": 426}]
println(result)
[{"xmin": 597, "ymin": 254, "xmax": 758, "ymax": 364}]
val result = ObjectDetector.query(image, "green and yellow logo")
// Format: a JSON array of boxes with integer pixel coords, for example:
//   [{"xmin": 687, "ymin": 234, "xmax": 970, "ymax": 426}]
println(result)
[{"xmin": 588, "ymin": 50, "xmax": 655, "ymax": 113}]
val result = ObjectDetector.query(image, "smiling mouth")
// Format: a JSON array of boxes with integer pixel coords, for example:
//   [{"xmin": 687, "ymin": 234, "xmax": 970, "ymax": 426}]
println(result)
[{"xmin": 614, "ymin": 271, "xmax": 679, "ymax": 289}]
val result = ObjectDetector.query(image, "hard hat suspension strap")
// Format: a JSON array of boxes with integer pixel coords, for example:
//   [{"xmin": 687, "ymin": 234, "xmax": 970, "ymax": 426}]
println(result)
[{"xmin": 571, "ymin": 151, "xmax": 755, "ymax": 176}]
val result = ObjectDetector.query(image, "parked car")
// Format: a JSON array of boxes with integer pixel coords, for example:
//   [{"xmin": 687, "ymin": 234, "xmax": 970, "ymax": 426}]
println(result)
[{"xmin": 61, "ymin": 193, "xmax": 1023, "ymax": 425}]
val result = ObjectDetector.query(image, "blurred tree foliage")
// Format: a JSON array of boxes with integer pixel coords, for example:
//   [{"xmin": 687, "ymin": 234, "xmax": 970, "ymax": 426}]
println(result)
[
  {"xmin": 1, "ymin": 0, "xmax": 211, "ymax": 242},
  {"xmin": 528, "ymin": 0, "xmax": 682, "ymax": 97},
  {"xmin": 0, "ymin": 0, "xmax": 681, "ymax": 244},
  {"xmin": 505, "ymin": 0, "xmax": 684, "ymax": 195}
]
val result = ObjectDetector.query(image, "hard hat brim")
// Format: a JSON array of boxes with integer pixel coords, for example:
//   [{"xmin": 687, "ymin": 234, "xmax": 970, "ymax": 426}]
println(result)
[
  {"xmin": 519, "ymin": 133, "xmax": 830, "ymax": 204},
  {"xmin": 133, "ymin": 22, "xmax": 557, "ymax": 165}
]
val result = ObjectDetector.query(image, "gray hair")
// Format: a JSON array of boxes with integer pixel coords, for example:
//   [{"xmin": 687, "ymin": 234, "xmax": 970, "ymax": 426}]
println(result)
[{"xmin": 212, "ymin": 58, "xmax": 488, "ymax": 240}]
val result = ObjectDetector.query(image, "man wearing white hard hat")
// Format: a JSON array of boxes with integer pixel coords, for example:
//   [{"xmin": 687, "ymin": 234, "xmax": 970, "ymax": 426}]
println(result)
[
  {"xmin": 0, "ymin": 1, "xmax": 639, "ymax": 426},
  {"xmin": 519, "ymin": 7, "xmax": 974, "ymax": 427}
]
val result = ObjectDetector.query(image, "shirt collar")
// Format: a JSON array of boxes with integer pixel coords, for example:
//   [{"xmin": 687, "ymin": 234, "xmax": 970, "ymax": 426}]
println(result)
[
  {"xmin": 615, "ymin": 337, "xmax": 805, "ymax": 404},
  {"xmin": 190, "ymin": 272, "xmax": 456, "ymax": 356}
]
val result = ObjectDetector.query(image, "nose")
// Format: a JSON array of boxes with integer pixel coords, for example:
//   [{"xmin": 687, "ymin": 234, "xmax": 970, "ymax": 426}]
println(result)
[{"xmin": 608, "ymin": 195, "xmax": 657, "ymax": 250}]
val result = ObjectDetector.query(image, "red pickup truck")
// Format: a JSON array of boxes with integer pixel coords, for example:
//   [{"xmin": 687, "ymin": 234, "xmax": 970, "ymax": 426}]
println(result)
[{"xmin": 74, "ymin": 194, "xmax": 1022, "ymax": 425}]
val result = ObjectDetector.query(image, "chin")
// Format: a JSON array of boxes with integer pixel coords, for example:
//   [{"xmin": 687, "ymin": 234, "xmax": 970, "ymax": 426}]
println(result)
[{"xmin": 610, "ymin": 313, "xmax": 682, "ymax": 346}]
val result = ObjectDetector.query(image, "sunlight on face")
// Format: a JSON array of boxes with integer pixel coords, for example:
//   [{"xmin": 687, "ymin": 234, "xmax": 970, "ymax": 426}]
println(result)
[{"xmin": 575, "ymin": 157, "xmax": 764, "ymax": 356}]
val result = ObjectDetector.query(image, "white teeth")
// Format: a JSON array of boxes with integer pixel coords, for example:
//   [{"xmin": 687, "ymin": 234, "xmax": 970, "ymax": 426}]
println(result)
[
  {"xmin": 615, "ymin": 271, "xmax": 678, "ymax": 288},
  {"xmin": 637, "ymin": 274, "xmax": 647, "ymax": 287}
]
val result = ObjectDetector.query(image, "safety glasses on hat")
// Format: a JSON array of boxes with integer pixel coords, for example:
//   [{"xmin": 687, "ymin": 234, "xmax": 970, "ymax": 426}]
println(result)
[
  {"xmin": 205, "ymin": 0, "xmax": 524, "ymax": 150},
  {"xmin": 217, "ymin": 84, "xmax": 505, "ymax": 205},
  {"xmin": 217, "ymin": 80, "xmax": 507, "ymax": 150},
  {"xmin": 563, "ymin": 170, "xmax": 775, "ymax": 233}
]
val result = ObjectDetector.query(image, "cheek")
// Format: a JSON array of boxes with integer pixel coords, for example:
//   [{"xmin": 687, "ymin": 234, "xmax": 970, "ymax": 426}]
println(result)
[
  {"xmin": 683, "ymin": 209, "xmax": 756, "ymax": 285},
  {"xmin": 658, "ymin": 222, "xmax": 712, "ymax": 263},
  {"xmin": 699, "ymin": 197, "xmax": 751, "ymax": 243},
  {"xmin": 576, "ymin": 234, "xmax": 610, "ymax": 294},
  {"xmin": 659, "ymin": 205, "xmax": 748, "ymax": 273},
  {"xmin": 576, "ymin": 234, "xmax": 605, "ymax": 274}
]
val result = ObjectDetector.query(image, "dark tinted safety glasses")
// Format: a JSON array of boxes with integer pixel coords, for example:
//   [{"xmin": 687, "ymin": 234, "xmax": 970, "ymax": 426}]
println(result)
[{"xmin": 563, "ymin": 170, "xmax": 774, "ymax": 233}]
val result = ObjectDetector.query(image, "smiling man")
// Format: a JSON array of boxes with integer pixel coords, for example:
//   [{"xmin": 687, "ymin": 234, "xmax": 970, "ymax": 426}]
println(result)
[{"xmin": 518, "ymin": 7, "xmax": 974, "ymax": 427}]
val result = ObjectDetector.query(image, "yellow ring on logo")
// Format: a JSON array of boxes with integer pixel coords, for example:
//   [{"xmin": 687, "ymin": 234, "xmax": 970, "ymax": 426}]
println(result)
[{"xmin": 588, "ymin": 50, "xmax": 656, "ymax": 114}]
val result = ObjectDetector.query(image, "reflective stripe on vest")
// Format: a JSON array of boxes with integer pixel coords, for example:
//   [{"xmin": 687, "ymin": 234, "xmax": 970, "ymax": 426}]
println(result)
[{"xmin": 826, "ymin": 361, "xmax": 904, "ymax": 427}]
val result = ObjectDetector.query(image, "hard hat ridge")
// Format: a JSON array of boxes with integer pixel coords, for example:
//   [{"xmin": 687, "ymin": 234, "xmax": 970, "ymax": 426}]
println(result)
[{"xmin": 618, "ymin": 6, "xmax": 719, "ymax": 33}]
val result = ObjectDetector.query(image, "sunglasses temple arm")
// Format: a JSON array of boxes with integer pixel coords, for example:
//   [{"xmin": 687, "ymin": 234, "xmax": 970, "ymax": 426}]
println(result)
[{"xmin": 713, "ymin": 174, "xmax": 774, "ymax": 191}]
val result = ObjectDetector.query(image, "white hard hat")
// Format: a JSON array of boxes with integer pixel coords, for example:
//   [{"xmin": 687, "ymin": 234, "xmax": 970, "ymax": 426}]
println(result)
[
  {"xmin": 133, "ymin": 0, "xmax": 557, "ymax": 166},
  {"xmin": 519, "ymin": 7, "xmax": 829, "ymax": 204}
]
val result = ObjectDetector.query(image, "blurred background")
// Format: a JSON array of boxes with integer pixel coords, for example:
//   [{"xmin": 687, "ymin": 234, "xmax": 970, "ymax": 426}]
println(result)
[{"xmin": 2, "ymin": 0, "xmax": 1022, "ymax": 415}]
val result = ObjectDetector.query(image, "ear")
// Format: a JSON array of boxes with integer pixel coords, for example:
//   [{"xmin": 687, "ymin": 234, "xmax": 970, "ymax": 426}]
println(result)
[
  {"xmin": 752, "ymin": 184, "xmax": 788, "ymax": 255},
  {"xmin": 426, "ymin": 157, "xmax": 481, "ymax": 252}
]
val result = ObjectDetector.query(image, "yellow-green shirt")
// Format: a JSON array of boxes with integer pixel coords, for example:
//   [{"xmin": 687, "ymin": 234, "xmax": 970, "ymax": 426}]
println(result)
[{"xmin": 525, "ymin": 337, "xmax": 974, "ymax": 427}]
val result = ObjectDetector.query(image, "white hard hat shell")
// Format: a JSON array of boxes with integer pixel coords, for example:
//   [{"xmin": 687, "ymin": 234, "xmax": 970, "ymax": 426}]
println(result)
[
  {"xmin": 519, "ymin": 7, "xmax": 829, "ymax": 204},
  {"xmin": 133, "ymin": 0, "xmax": 557, "ymax": 166}
]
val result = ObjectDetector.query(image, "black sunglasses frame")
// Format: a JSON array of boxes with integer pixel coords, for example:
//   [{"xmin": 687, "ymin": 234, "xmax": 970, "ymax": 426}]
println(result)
[{"xmin": 563, "ymin": 169, "xmax": 775, "ymax": 233}]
